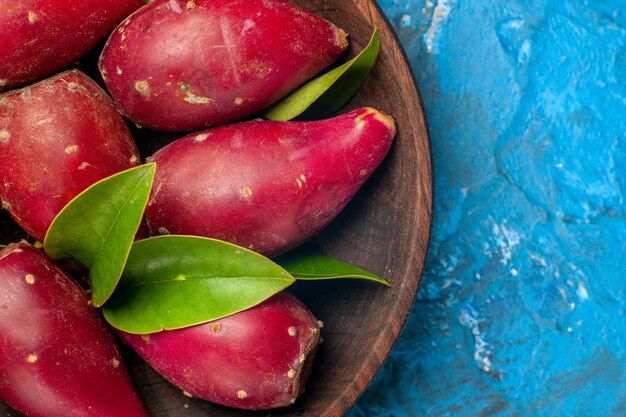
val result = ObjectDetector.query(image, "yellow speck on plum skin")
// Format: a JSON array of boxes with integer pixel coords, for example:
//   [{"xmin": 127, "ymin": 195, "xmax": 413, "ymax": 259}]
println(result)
[
  {"xmin": 241, "ymin": 187, "xmax": 253, "ymax": 198},
  {"xmin": 134, "ymin": 81, "xmax": 150, "ymax": 96},
  {"xmin": 211, "ymin": 322, "xmax": 222, "ymax": 334},
  {"xmin": 0, "ymin": 130, "xmax": 11, "ymax": 143}
]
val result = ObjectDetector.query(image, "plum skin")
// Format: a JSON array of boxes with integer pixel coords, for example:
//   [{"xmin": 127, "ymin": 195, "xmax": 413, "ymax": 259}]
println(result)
[
  {"xmin": 145, "ymin": 107, "xmax": 397, "ymax": 257},
  {"xmin": 0, "ymin": 243, "xmax": 148, "ymax": 417}
]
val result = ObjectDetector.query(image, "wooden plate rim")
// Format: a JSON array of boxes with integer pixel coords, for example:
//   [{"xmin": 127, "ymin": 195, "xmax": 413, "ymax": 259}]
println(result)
[{"xmin": 321, "ymin": 2, "xmax": 434, "ymax": 416}]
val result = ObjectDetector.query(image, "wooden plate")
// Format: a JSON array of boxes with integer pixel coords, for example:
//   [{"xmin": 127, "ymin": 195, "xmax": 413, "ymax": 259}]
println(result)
[{"xmin": 0, "ymin": 0, "xmax": 432, "ymax": 416}]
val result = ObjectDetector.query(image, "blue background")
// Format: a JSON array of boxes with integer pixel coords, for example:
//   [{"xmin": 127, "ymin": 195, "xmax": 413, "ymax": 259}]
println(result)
[{"xmin": 350, "ymin": 1, "xmax": 626, "ymax": 416}]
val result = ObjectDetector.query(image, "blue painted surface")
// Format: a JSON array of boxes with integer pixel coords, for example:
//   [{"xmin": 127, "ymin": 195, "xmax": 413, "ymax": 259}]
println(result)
[{"xmin": 350, "ymin": 1, "xmax": 626, "ymax": 416}]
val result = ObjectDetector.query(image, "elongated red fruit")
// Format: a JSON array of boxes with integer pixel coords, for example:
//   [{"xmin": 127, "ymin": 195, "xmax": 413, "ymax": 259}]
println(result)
[
  {"xmin": 145, "ymin": 107, "xmax": 396, "ymax": 256},
  {"xmin": 0, "ymin": 0, "xmax": 146, "ymax": 90},
  {"xmin": 118, "ymin": 292, "xmax": 320, "ymax": 410},
  {"xmin": 0, "ymin": 70, "xmax": 141, "ymax": 242},
  {"xmin": 99, "ymin": 0, "xmax": 348, "ymax": 131},
  {"xmin": 0, "ymin": 243, "xmax": 148, "ymax": 417}
]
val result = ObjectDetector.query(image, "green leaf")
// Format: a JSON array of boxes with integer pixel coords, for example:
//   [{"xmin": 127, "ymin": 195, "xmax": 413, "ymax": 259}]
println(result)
[
  {"xmin": 102, "ymin": 235, "xmax": 295, "ymax": 334},
  {"xmin": 44, "ymin": 164, "xmax": 155, "ymax": 307},
  {"xmin": 276, "ymin": 249, "xmax": 391, "ymax": 287},
  {"xmin": 264, "ymin": 28, "xmax": 381, "ymax": 121}
]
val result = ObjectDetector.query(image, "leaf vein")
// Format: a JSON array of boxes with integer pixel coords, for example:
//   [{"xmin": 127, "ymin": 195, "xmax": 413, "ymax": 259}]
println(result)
[{"xmin": 120, "ymin": 275, "xmax": 291, "ymax": 289}]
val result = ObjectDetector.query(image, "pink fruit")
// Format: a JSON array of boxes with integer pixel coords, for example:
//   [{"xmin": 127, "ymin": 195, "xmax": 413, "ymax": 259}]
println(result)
[
  {"xmin": 118, "ymin": 292, "xmax": 320, "ymax": 410},
  {"xmin": 145, "ymin": 107, "xmax": 396, "ymax": 256},
  {"xmin": 99, "ymin": 0, "xmax": 348, "ymax": 131},
  {"xmin": 0, "ymin": 0, "xmax": 146, "ymax": 90},
  {"xmin": 0, "ymin": 243, "xmax": 148, "ymax": 417},
  {"xmin": 0, "ymin": 70, "xmax": 141, "ymax": 242}
]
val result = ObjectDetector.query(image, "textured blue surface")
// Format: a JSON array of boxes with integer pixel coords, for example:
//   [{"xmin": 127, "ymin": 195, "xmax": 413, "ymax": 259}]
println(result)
[{"xmin": 350, "ymin": 1, "xmax": 626, "ymax": 416}]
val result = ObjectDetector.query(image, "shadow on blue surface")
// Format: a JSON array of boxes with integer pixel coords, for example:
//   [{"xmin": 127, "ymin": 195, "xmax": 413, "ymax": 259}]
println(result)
[{"xmin": 350, "ymin": 1, "xmax": 626, "ymax": 416}]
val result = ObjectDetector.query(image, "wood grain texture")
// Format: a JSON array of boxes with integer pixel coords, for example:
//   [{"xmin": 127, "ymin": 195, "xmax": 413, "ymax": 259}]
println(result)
[{"xmin": 0, "ymin": 1, "xmax": 432, "ymax": 416}]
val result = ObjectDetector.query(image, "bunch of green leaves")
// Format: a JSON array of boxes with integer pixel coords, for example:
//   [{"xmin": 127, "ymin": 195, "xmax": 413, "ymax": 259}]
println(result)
[{"xmin": 43, "ymin": 166, "xmax": 388, "ymax": 334}]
